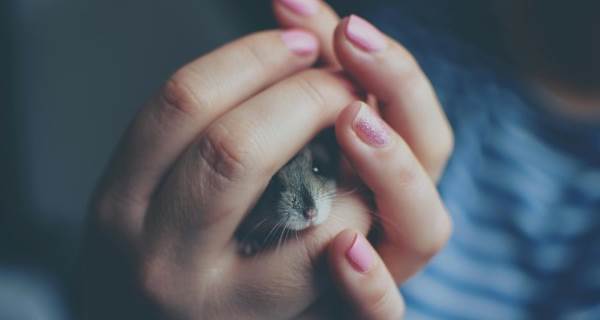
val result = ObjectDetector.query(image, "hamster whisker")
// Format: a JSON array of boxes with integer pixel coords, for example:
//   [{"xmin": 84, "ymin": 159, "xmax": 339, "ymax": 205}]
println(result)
[
  {"xmin": 264, "ymin": 221, "xmax": 284, "ymax": 245},
  {"xmin": 276, "ymin": 223, "xmax": 290, "ymax": 256},
  {"xmin": 318, "ymin": 187, "xmax": 362, "ymax": 202},
  {"xmin": 334, "ymin": 187, "xmax": 362, "ymax": 198},
  {"xmin": 242, "ymin": 218, "xmax": 269, "ymax": 240}
]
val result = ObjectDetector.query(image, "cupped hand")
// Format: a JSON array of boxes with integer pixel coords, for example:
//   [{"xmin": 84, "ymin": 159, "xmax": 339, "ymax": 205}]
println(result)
[
  {"xmin": 274, "ymin": 1, "xmax": 454, "ymax": 319},
  {"xmin": 81, "ymin": 29, "xmax": 372, "ymax": 320}
]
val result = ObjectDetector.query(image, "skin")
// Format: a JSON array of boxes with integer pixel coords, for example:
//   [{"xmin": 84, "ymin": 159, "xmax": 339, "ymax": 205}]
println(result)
[{"xmin": 80, "ymin": 1, "xmax": 454, "ymax": 319}]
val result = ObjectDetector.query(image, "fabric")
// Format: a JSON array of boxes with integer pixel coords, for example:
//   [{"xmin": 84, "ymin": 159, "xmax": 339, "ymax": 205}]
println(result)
[{"xmin": 372, "ymin": 6, "xmax": 600, "ymax": 320}]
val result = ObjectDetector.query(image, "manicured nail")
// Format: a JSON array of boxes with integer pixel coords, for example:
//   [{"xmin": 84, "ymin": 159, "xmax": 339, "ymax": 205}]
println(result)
[
  {"xmin": 279, "ymin": 0, "xmax": 319, "ymax": 16},
  {"xmin": 281, "ymin": 30, "xmax": 318, "ymax": 55},
  {"xmin": 346, "ymin": 233, "xmax": 374, "ymax": 273},
  {"xmin": 345, "ymin": 15, "xmax": 387, "ymax": 52},
  {"xmin": 352, "ymin": 102, "xmax": 391, "ymax": 148}
]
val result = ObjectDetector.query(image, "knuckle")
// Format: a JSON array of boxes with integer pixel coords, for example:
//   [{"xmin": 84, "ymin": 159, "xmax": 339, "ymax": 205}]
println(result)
[
  {"xmin": 390, "ymin": 148, "xmax": 421, "ymax": 187},
  {"xmin": 415, "ymin": 212, "xmax": 453, "ymax": 261},
  {"xmin": 197, "ymin": 124, "xmax": 254, "ymax": 184},
  {"xmin": 88, "ymin": 192, "xmax": 147, "ymax": 247},
  {"xmin": 433, "ymin": 212, "xmax": 453, "ymax": 252},
  {"xmin": 426, "ymin": 129, "xmax": 455, "ymax": 179},
  {"xmin": 365, "ymin": 285, "xmax": 404, "ymax": 319},
  {"xmin": 138, "ymin": 256, "xmax": 175, "ymax": 306},
  {"xmin": 89, "ymin": 191, "xmax": 116, "ymax": 228},
  {"xmin": 394, "ymin": 47, "xmax": 421, "ymax": 80},
  {"xmin": 292, "ymin": 71, "xmax": 329, "ymax": 111},
  {"xmin": 89, "ymin": 188, "xmax": 142, "ymax": 232},
  {"xmin": 160, "ymin": 70, "xmax": 209, "ymax": 117},
  {"xmin": 438, "ymin": 129, "xmax": 455, "ymax": 161},
  {"xmin": 383, "ymin": 47, "xmax": 426, "ymax": 94},
  {"xmin": 237, "ymin": 34, "xmax": 272, "ymax": 72}
]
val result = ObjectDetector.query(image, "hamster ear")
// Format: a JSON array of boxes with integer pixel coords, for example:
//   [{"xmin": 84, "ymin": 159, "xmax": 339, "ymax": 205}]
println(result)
[
  {"xmin": 311, "ymin": 127, "xmax": 340, "ymax": 167},
  {"xmin": 315, "ymin": 127, "xmax": 338, "ymax": 149}
]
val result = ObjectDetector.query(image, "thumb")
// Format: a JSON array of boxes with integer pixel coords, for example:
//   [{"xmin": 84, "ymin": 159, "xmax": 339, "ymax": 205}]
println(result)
[{"xmin": 328, "ymin": 230, "xmax": 405, "ymax": 320}]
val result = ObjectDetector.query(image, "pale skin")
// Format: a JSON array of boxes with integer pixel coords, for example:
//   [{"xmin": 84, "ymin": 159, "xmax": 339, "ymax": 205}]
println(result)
[{"xmin": 81, "ymin": 1, "xmax": 453, "ymax": 319}]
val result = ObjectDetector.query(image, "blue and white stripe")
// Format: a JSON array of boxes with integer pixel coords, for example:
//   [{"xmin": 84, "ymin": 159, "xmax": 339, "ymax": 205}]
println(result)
[{"xmin": 372, "ymin": 7, "xmax": 600, "ymax": 319}]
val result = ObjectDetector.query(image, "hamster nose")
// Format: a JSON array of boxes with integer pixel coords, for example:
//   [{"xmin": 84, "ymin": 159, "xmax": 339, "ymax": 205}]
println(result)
[{"xmin": 303, "ymin": 208, "xmax": 317, "ymax": 220}]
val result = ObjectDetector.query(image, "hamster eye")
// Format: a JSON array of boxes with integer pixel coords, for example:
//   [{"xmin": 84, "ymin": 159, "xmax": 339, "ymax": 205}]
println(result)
[{"xmin": 312, "ymin": 159, "xmax": 326, "ymax": 177}]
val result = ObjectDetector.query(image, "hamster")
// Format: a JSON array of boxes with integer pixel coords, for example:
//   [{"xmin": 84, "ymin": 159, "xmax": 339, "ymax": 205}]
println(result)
[{"xmin": 236, "ymin": 130, "xmax": 339, "ymax": 255}]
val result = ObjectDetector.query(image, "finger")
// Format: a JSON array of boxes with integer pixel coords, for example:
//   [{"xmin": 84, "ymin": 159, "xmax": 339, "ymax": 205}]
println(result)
[
  {"xmin": 148, "ymin": 69, "xmax": 359, "ymax": 257},
  {"xmin": 335, "ymin": 101, "xmax": 452, "ymax": 283},
  {"xmin": 233, "ymin": 193, "xmax": 372, "ymax": 319},
  {"xmin": 273, "ymin": 0, "xmax": 340, "ymax": 66},
  {"xmin": 329, "ymin": 230, "xmax": 405, "ymax": 320},
  {"xmin": 333, "ymin": 15, "xmax": 454, "ymax": 181},
  {"xmin": 93, "ymin": 30, "xmax": 320, "ymax": 235}
]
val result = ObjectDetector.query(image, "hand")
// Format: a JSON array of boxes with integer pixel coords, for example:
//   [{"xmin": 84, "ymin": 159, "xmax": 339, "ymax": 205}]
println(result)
[
  {"xmin": 273, "ymin": 1, "xmax": 454, "ymax": 318},
  {"xmin": 79, "ymin": 29, "xmax": 373, "ymax": 319}
]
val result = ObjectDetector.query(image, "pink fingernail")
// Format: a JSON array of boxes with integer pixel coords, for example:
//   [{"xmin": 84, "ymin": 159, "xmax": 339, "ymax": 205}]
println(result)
[
  {"xmin": 281, "ymin": 30, "xmax": 318, "ymax": 55},
  {"xmin": 279, "ymin": 0, "xmax": 319, "ymax": 16},
  {"xmin": 352, "ymin": 102, "xmax": 391, "ymax": 148},
  {"xmin": 345, "ymin": 15, "xmax": 387, "ymax": 52},
  {"xmin": 346, "ymin": 233, "xmax": 374, "ymax": 273}
]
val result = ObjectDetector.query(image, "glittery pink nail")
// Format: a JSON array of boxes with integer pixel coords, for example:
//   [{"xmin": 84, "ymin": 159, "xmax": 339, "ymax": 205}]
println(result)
[{"xmin": 352, "ymin": 102, "xmax": 391, "ymax": 148}]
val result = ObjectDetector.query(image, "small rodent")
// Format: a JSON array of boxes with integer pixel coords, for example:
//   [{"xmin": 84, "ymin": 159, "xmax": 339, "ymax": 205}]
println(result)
[{"xmin": 236, "ymin": 130, "xmax": 339, "ymax": 255}]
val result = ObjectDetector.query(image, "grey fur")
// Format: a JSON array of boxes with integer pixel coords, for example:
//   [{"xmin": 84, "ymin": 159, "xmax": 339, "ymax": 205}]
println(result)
[{"xmin": 236, "ymin": 132, "xmax": 339, "ymax": 254}]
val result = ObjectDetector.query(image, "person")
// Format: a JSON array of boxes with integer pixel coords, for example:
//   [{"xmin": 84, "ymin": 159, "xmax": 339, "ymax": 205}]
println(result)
[{"xmin": 79, "ymin": 0, "xmax": 600, "ymax": 319}]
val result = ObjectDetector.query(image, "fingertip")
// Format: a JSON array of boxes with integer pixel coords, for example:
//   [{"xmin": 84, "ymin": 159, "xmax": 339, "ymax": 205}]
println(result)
[
  {"xmin": 335, "ymin": 101, "xmax": 360, "ymax": 165},
  {"xmin": 335, "ymin": 14, "xmax": 388, "ymax": 54},
  {"xmin": 332, "ymin": 16, "xmax": 348, "ymax": 56},
  {"xmin": 280, "ymin": 29, "xmax": 320, "ymax": 56},
  {"xmin": 333, "ymin": 15, "xmax": 396, "ymax": 94},
  {"xmin": 328, "ymin": 229, "xmax": 358, "ymax": 265},
  {"xmin": 274, "ymin": 0, "xmax": 320, "ymax": 18},
  {"xmin": 328, "ymin": 229, "xmax": 373, "ymax": 283},
  {"xmin": 336, "ymin": 101, "xmax": 394, "ymax": 155},
  {"xmin": 273, "ymin": 0, "xmax": 341, "ymax": 66},
  {"xmin": 335, "ymin": 100, "xmax": 363, "ymax": 127},
  {"xmin": 328, "ymin": 229, "xmax": 406, "ymax": 319}
]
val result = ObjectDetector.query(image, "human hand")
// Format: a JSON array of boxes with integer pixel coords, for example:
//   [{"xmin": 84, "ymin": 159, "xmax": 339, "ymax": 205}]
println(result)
[
  {"xmin": 80, "ymin": 29, "xmax": 374, "ymax": 319},
  {"xmin": 273, "ymin": 1, "xmax": 454, "ymax": 318}
]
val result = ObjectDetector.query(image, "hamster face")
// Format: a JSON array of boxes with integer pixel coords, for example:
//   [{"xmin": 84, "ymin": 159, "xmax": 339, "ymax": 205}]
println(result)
[
  {"xmin": 236, "ymin": 130, "xmax": 341, "ymax": 252},
  {"xmin": 268, "ymin": 143, "xmax": 338, "ymax": 231}
]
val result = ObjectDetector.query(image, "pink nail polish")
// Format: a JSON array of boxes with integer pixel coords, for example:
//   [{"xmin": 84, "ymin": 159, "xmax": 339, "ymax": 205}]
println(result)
[
  {"xmin": 352, "ymin": 102, "xmax": 391, "ymax": 148},
  {"xmin": 345, "ymin": 15, "xmax": 387, "ymax": 52},
  {"xmin": 281, "ymin": 30, "xmax": 318, "ymax": 56},
  {"xmin": 279, "ymin": 0, "xmax": 319, "ymax": 16},
  {"xmin": 346, "ymin": 233, "xmax": 374, "ymax": 273}
]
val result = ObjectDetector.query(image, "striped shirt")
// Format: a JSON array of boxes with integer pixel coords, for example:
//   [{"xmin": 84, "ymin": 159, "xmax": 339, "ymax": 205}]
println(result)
[{"xmin": 373, "ymin": 7, "xmax": 600, "ymax": 320}]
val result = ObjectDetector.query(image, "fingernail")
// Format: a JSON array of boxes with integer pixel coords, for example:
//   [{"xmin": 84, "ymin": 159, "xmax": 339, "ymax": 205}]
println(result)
[
  {"xmin": 352, "ymin": 102, "xmax": 391, "ymax": 148},
  {"xmin": 279, "ymin": 0, "xmax": 319, "ymax": 16},
  {"xmin": 281, "ymin": 29, "xmax": 318, "ymax": 55},
  {"xmin": 345, "ymin": 15, "xmax": 387, "ymax": 52},
  {"xmin": 346, "ymin": 233, "xmax": 374, "ymax": 273}
]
